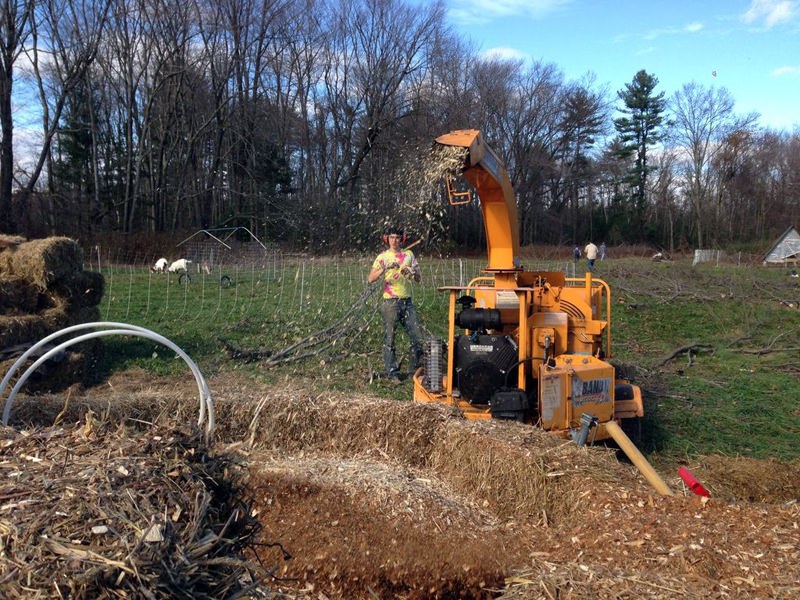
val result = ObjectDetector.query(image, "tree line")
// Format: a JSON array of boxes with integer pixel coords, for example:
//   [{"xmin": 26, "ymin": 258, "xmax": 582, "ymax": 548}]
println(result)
[{"xmin": 1, "ymin": 0, "xmax": 798, "ymax": 253}]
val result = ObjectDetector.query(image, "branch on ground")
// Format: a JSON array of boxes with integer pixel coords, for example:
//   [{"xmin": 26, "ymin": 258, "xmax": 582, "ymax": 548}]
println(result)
[
  {"xmin": 219, "ymin": 338, "xmax": 273, "ymax": 362},
  {"xmin": 658, "ymin": 343, "xmax": 715, "ymax": 367},
  {"xmin": 731, "ymin": 330, "xmax": 800, "ymax": 356}
]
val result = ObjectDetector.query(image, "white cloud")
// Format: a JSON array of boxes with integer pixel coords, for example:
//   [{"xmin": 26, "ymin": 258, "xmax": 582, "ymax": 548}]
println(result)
[
  {"xmin": 618, "ymin": 21, "xmax": 705, "ymax": 43},
  {"xmin": 449, "ymin": 0, "xmax": 571, "ymax": 24},
  {"xmin": 770, "ymin": 65, "xmax": 800, "ymax": 76},
  {"xmin": 741, "ymin": 0, "xmax": 796, "ymax": 28},
  {"xmin": 481, "ymin": 46, "xmax": 531, "ymax": 62}
]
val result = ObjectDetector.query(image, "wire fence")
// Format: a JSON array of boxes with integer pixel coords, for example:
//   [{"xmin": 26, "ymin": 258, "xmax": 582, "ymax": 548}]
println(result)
[{"xmin": 87, "ymin": 247, "xmax": 577, "ymax": 338}]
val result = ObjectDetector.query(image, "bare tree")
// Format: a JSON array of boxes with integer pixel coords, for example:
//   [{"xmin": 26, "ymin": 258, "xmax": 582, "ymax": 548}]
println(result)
[
  {"xmin": 23, "ymin": 0, "xmax": 110, "ymax": 233},
  {"xmin": 463, "ymin": 57, "xmax": 569, "ymax": 246},
  {"xmin": 0, "ymin": 0, "xmax": 33, "ymax": 232},
  {"xmin": 651, "ymin": 147, "xmax": 680, "ymax": 251},
  {"xmin": 669, "ymin": 82, "xmax": 756, "ymax": 247},
  {"xmin": 311, "ymin": 0, "xmax": 444, "ymax": 248}
]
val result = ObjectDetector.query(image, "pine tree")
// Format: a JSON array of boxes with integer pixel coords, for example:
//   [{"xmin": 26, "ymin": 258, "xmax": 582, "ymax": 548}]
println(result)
[{"xmin": 614, "ymin": 70, "xmax": 667, "ymax": 241}]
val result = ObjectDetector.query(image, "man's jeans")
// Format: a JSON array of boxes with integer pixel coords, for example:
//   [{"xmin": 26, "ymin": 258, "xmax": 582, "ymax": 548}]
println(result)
[{"xmin": 380, "ymin": 298, "xmax": 423, "ymax": 377}]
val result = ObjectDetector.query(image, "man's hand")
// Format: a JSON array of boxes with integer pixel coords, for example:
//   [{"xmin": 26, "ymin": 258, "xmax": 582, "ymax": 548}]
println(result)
[{"xmin": 401, "ymin": 265, "xmax": 420, "ymax": 281}]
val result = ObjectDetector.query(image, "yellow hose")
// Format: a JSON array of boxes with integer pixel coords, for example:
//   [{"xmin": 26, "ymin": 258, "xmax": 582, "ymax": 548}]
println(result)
[{"xmin": 605, "ymin": 421, "xmax": 674, "ymax": 496}]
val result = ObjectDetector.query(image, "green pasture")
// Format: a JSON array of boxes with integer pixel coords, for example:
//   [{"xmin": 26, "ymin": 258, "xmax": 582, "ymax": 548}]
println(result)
[{"xmin": 95, "ymin": 255, "xmax": 800, "ymax": 464}]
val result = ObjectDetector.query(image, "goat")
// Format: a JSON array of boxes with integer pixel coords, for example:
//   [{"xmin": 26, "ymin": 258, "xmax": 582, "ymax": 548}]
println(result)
[
  {"xmin": 152, "ymin": 257, "xmax": 168, "ymax": 273},
  {"xmin": 168, "ymin": 258, "xmax": 192, "ymax": 273}
]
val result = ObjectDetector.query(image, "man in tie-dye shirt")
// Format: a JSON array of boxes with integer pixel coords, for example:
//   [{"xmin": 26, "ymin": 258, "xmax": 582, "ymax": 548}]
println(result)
[{"xmin": 368, "ymin": 226, "xmax": 423, "ymax": 383}]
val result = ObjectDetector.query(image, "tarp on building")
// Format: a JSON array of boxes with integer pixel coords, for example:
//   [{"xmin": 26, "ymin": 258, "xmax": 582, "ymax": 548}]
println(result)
[{"xmin": 762, "ymin": 227, "xmax": 800, "ymax": 265}]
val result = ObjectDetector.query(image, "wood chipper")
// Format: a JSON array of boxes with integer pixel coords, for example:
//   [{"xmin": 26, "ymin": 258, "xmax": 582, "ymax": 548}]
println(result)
[{"xmin": 413, "ymin": 129, "xmax": 648, "ymax": 449}]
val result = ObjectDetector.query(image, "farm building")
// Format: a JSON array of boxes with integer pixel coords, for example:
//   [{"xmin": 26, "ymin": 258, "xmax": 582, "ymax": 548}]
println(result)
[{"xmin": 762, "ymin": 227, "xmax": 800, "ymax": 266}]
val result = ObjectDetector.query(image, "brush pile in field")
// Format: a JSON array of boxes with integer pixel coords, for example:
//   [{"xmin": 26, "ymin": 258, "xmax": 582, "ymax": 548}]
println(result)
[
  {"xmin": 0, "ymin": 235, "xmax": 104, "ymax": 390},
  {"xmin": 0, "ymin": 418, "xmax": 270, "ymax": 599}
]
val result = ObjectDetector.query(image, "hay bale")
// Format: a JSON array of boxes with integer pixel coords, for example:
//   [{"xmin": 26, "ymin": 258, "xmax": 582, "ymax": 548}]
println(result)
[
  {"xmin": 0, "ymin": 236, "xmax": 84, "ymax": 289},
  {"xmin": 0, "ymin": 304, "xmax": 100, "ymax": 348},
  {"xmin": 0, "ymin": 312, "xmax": 50, "ymax": 348},
  {"xmin": 0, "ymin": 233, "xmax": 25, "ymax": 250},
  {"xmin": 0, "ymin": 304, "xmax": 102, "ymax": 397},
  {"xmin": 49, "ymin": 270, "xmax": 105, "ymax": 309},
  {"xmin": 3, "ymin": 342, "xmax": 102, "ymax": 394},
  {"xmin": 0, "ymin": 275, "xmax": 42, "ymax": 314}
]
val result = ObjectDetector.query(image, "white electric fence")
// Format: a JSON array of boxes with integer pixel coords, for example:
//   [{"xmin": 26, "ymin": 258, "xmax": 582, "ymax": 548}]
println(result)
[{"xmin": 88, "ymin": 249, "xmax": 575, "ymax": 329}]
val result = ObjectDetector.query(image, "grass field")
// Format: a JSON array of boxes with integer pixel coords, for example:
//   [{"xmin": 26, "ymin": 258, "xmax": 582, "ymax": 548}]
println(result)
[{"xmin": 94, "ymin": 254, "xmax": 800, "ymax": 465}]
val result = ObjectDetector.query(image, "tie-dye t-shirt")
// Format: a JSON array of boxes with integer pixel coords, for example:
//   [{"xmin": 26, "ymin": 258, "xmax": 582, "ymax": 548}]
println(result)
[{"xmin": 372, "ymin": 249, "xmax": 419, "ymax": 299}]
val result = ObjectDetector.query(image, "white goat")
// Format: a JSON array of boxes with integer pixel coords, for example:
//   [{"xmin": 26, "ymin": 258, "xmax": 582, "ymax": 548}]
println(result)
[
  {"xmin": 152, "ymin": 257, "xmax": 168, "ymax": 273},
  {"xmin": 168, "ymin": 258, "xmax": 192, "ymax": 273}
]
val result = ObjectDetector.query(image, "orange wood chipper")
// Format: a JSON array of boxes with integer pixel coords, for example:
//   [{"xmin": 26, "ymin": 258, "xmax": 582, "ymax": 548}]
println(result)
[{"xmin": 413, "ymin": 129, "xmax": 650, "ymax": 451}]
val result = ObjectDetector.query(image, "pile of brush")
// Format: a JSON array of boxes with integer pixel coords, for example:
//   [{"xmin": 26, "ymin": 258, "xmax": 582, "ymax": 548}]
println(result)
[{"xmin": 0, "ymin": 417, "xmax": 268, "ymax": 598}]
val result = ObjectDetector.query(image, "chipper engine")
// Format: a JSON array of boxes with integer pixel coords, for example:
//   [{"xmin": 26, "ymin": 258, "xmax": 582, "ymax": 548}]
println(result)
[{"xmin": 413, "ymin": 129, "xmax": 644, "ymax": 445}]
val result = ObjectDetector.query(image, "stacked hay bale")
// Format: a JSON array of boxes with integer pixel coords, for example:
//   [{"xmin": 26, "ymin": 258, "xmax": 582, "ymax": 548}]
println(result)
[{"xmin": 0, "ymin": 235, "xmax": 104, "ymax": 391}]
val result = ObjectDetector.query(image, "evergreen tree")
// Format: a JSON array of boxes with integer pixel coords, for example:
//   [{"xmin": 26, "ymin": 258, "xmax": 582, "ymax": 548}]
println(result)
[{"xmin": 614, "ymin": 70, "xmax": 666, "ymax": 240}]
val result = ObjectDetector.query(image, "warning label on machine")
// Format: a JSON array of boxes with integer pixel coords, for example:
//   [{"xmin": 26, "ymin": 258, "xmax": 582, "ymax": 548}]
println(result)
[{"xmin": 540, "ymin": 375, "xmax": 562, "ymax": 423}]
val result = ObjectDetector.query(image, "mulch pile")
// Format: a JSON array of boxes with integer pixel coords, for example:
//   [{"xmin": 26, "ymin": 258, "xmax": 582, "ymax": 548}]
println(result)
[
  {"xmin": 0, "ymin": 235, "xmax": 104, "ymax": 391},
  {"xmin": 231, "ymin": 381, "xmax": 800, "ymax": 598},
  {"xmin": 1, "ymin": 372, "xmax": 799, "ymax": 599}
]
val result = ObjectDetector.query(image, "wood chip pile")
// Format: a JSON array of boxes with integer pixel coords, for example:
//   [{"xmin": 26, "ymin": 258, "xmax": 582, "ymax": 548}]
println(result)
[
  {"xmin": 0, "ymin": 417, "xmax": 270, "ymax": 599},
  {"xmin": 3, "ymin": 373, "xmax": 799, "ymax": 599},
  {"xmin": 220, "ymin": 379, "xmax": 800, "ymax": 598},
  {"xmin": 0, "ymin": 236, "xmax": 104, "ymax": 391},
  {"xmin": 229, "ymin": 388, "xmax": 641, "ymax": 528}
]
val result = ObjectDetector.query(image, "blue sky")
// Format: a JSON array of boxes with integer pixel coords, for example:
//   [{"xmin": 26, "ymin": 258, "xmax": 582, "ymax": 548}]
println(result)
[{"xmin": 426, "ymin": 0, "xmax": 800, "ymax": 133}]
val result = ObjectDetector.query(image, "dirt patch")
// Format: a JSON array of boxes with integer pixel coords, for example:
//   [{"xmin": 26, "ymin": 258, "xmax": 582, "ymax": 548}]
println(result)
[
  {"xmin": 2, "ymin": 370, "xmax": 799, "ymax": 598},
  {"xmin": 251, "ymin": 461, "xmax": 515, "ymax": 598}
]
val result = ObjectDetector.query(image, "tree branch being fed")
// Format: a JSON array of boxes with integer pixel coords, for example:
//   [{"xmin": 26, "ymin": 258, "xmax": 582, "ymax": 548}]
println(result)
[{"xmin": 221, "ymin": 285, "xmax": 379, "ymax": 366}]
